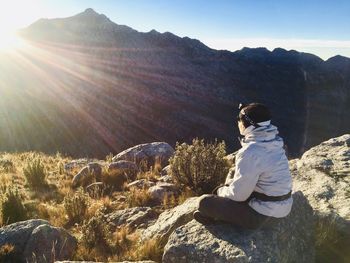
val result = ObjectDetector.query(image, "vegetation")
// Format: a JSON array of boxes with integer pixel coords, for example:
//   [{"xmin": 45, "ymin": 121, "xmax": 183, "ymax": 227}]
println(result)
[
  {"xmin": 169, "ymin": 138, "xmax": 230, "ymax": 195},
  {"xmin": 64, "ymin": 188, "xmax": 90, "ymax": 224},
  {"xmin": 23, "ymin": 158, "xmax": 47, "ymax": 189},
  {"xmin": 0, "ymin": 188, "xmax": 27, "ymax": 225}
]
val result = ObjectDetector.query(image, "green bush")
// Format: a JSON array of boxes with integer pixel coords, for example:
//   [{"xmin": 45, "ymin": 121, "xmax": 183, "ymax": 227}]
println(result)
[
  {"xmin": 169, "ymin": 138, "xmax": 230, "ymax": 195},
  {"xmin": 63, "ymin": 188, "xmax": 90, "ymax": 223},
  {"xmin": 1, "ymin": 188, "xmax": 27, "ymax": 225},
  {"xmin": 23, "ymin": 159, "xmax": 47, "ymax": 189}
]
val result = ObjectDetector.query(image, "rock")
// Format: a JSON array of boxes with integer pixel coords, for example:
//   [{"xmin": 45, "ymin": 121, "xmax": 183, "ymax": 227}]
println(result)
[
  {"xmin": 127, "ymin": 179, "xmax": 156, "ymax": 189},
  {"xmin": 23, "ymin": 224, "xmax": 77, "ymax": 262},
  {"xmin": 72, "ymin": 162, "xmax": 103, "ymax": 188},
  {"xmin": 163, "ymin": 191, "xmax": 314, "ymax": 263},
  {"xmin": 142, "ymin": 197, "xmax": 199, "ymax": 245},
  {"xmin": 108, "ymin": 161, "xmax": 139, "ymax": 181},
  {"xmin": 64, "ymin": 159, "xmax": 92, "ymax": 171},
  {"xmin": 157, "ymin": 174, "xmax": 173, "ymax": 183},
  {"xmin": 106, "ymin": 207, "xmax": 156, "ymax": 230},
  {"xmin": 0, "ymin": 219, "xmax": 77, "ymax": 263},
  {"xmin": 112, "ymin": 142, "xmax": 174, "ymax": 170},
  {"xmin": 291, "ymin": 134, "xmax": 350, "ymax": 261},
  {"xmin": 147, "ymin": 182, "xmax": 179, "ymax": 203}
]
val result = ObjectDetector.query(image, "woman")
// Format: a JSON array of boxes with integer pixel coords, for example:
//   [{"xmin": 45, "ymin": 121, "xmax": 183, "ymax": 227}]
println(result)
[{"xmin": 193, "ymin": 103, "xmax": 293, "ymax": 229}]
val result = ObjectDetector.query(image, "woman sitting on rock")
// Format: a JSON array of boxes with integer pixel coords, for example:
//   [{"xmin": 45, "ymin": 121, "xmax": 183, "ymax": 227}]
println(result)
[{"xmin": 193, "ymin": 103, "xmax": 293, "ymax": 229}]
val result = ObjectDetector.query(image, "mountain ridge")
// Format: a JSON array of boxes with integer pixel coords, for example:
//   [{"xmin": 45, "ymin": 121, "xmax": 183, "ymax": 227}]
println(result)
[{"xmin": 1, "ymin": 9, "xmax": 349, "ymax": 158}]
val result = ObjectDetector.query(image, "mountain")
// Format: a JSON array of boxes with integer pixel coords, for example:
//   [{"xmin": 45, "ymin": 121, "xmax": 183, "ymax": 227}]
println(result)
[{"xmin": 1, "ymin": 8, "xmax": 349, "ymax": 158}]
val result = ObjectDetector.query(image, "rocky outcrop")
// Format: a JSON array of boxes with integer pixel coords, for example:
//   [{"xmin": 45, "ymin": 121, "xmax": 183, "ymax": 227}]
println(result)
[
  {"xmin": 0, "ymin": 219, "xmax": 77, "ymax": 263},
  {"xmin": 291, "ymin": 134, "xmax": 350, "ymax": 261},
  {"xmin": 112, "ymin": 142, "xmax": 174, "ymax": 170},
  {"xmin": 106, "ymin": 207, "xmax": 156, "ymax": 230},
  {"xmin": 142, "ymin": 197, "xmax": 199, "ymax": 245},
  {"xmin": 72, "ymin": 162, "xmax": 103, "ymax": 188},
  {"xmin": 163, "ymin": 191, "xmax": 314, "ymax": 263}
]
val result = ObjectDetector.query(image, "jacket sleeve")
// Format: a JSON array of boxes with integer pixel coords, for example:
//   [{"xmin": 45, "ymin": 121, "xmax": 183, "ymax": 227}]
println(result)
[{"xmin": 217, "ymin": 149, "xmax": 261, "ymax": 201}]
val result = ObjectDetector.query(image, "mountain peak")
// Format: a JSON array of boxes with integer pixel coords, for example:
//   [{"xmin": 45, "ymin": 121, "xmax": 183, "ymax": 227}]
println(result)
[{"xmin": 83, "ymin": 8, "xmax": 98, "ymax": 15}]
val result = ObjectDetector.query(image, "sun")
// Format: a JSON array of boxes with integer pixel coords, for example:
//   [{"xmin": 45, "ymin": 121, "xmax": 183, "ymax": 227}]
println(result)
[{"xmin": 0, "ymin": 29, "xmax": 24, "ymax": 51}]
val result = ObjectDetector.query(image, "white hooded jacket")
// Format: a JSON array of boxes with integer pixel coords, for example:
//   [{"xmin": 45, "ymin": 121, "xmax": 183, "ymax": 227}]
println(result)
[{"xmin": 217, "ymin": 124, "xmax": 293, "ymax": 218}]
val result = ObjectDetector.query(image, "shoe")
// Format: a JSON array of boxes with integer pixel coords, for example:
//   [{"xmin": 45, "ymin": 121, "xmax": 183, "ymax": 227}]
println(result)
[{"xmin": 193, "ymin": 210, "xmax": 215, "ymax": 225}]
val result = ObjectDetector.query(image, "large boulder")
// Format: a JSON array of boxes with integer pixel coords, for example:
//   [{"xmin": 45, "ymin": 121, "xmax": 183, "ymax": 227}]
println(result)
[
  {"xmin": 55, "ymin": 261, "xmax": 156, "ymax": 263},
  {"xmin": 142, "ymin": 197, "xmax": 199, "ymax": 246},
  {"xmin": 106, "ymin": 207, "xmax": 157, "ymax": 230},
  {"xmin": 163, "ymin": 191, "xmax": 314, "ymax": 263},
  {"xmin": 112, "ymin": 142, "xmax": 174, "ymax": 170},
  {"xmin": 72, "ymin": 162, "xmax": 103, "ymax": 188},
  {"xmin": 291, "ymin": 134, "xmax": 350, "ymax": 261},
  {"xmin": 108, "ymin": 161, "xmax": 139, "ymax": 181},
  {"xmin": 23, "ymin": 224, "xmax": 77, "ymax": 262},
  {"xmin": 0, "ymin": 219, "xmax": 77, "ymax": 263}
]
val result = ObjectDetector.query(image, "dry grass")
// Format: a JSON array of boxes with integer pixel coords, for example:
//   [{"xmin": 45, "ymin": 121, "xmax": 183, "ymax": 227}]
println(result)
[{"xmin": 126, "ymin": 188, "xmax": 155, "ymax": 208}]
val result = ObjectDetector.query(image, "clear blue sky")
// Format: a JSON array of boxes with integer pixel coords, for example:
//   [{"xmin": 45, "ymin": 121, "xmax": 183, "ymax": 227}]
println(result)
[{"xmin": 4, "ymin": 0, "xmax": 350, "ymax": 59}]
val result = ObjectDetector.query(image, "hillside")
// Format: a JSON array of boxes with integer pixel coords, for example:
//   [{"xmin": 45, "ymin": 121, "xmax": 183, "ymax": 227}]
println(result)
[{"xmin": 0, "ymin": 8, "xmax": 349, "ymax": 157}]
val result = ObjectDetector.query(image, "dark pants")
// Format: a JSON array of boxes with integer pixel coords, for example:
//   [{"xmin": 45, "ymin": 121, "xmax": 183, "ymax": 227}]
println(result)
[{"xmin": 198, "ymin": 194, "xmax": 279, "ymax": 229}]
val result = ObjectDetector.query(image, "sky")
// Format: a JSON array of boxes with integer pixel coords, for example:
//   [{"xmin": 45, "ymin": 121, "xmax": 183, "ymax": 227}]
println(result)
[{"xmin": 1, "ymin": 0, "xmax": 349, "ymax": 59}]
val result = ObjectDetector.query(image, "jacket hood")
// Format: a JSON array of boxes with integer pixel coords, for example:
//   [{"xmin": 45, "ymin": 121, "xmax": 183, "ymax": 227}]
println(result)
[{"xmin": 240, "ymin": 124, "xmax": 284, "ymax": 149}]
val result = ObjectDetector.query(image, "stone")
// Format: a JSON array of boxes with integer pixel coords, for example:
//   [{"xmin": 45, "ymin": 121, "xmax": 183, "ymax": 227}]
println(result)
[
  {"xmin": 72, "ymin": 162, "xmax": 103, "ymax": 188},
  {"xmin": 157, "ymin": 174, "xmax": 173, "ymax": 183},
  {"xmin": 106, "ymin": 207, "xmax": 156, "ymax": 230},
  {"xmin": 291, "ymin": 134, "xmax": 350, "ymax": 261},
  {"xmin": 63, "ymin": 159, "xmax": 92, "ymax": 171},
  {"xmin": 55, "ymin": 261, "xmax": 156, "ymax": 263},
  {"xmin": 108, "ymin": 161, "xmax": 139, "ymax": 181},
  {"xmin": 163, "ymin": 191, "xmax": 314, "ymax": 263},
  {"xmin": 112, "ymin": 142, "xmax": 174, "ymax": 170},
  {"xmin": 23, "ymin": 224, "xmax": 77, "ymax": 262},
  {"xmin": 127, "ymin": 179, "xmax": 155, "ymax": 189},
  {"xmin": 0, "ymin": 219, "xmax": 77, "ymax": 263},
  {"xmin": 142, "ymin": 197, "xmax": 199, "ymax": 245},
  {"xmin": 147, "ymin": 182, "xmax": 179, "ymax": 203}
]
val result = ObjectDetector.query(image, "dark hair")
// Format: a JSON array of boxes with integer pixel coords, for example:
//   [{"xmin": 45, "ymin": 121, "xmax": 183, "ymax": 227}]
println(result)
[{"xmin": 238, "ymin": 103, "xmax": 271, "ymax": 128}]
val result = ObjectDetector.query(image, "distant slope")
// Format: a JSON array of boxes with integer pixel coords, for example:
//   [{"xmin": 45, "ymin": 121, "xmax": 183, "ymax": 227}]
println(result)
[{"xmin": 0, "ymin": 8, "xmax": 349, "ymax": 157}]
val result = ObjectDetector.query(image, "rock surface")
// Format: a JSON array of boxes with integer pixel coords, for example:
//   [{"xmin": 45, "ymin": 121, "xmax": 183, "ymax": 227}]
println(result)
[
  {"xmin": 142, "ymin": 197, "xmax": 199, "ymax": 245},
  {"xmin": 106, "ymin": 207, "xmax": 156, "ymax": 230},
  {"xmin": 127, "ymin": 179, "xmax": 156, "ymax": 189},
  {"xmin": 23, "ymin": 224, "xmax": 77, "ymax": 262},
  {"xmin": 72, "ymin": 162, "xmax": 103, "ymax": 188},
  {"xmin": 147, "ymin": 182, "xmax": 179, "ymax": 203},
  {"xmin": 291, "ymin": 134, "xmax": 350, "ymax": 261},
  {"xmin": 163, "ymin": 191, "xmax": 314, "ymax": 263},
  {"xmin": 0, "ymin": 219, "xmax": 77, "ymax": 263},
  {"xmin": 112, "ymin": 142, "xmax": 174, "ymax": 170}
]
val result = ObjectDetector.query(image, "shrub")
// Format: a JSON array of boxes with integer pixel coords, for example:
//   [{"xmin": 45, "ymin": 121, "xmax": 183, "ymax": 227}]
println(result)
[
  {"xmin": 23, "ymin": 159, "xmax": 47, "ymax": 189},
  {"xmin": 63, "ymin": 188, "xmax": 90, "ymax": 224},
  {"xmin": 0, "ymin": 159, "xmax": 15, "ymax": 173},
  {"xmin": 169, "ymin": 138, "xmax": 230, "ymax": 195},
  {"xmin": 0, "ymin": 188, "xmax": 27, "ymax": 225},
  {"xmin": 81, "ymin": 208, "xmax": 112, "ymax": 251}
]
